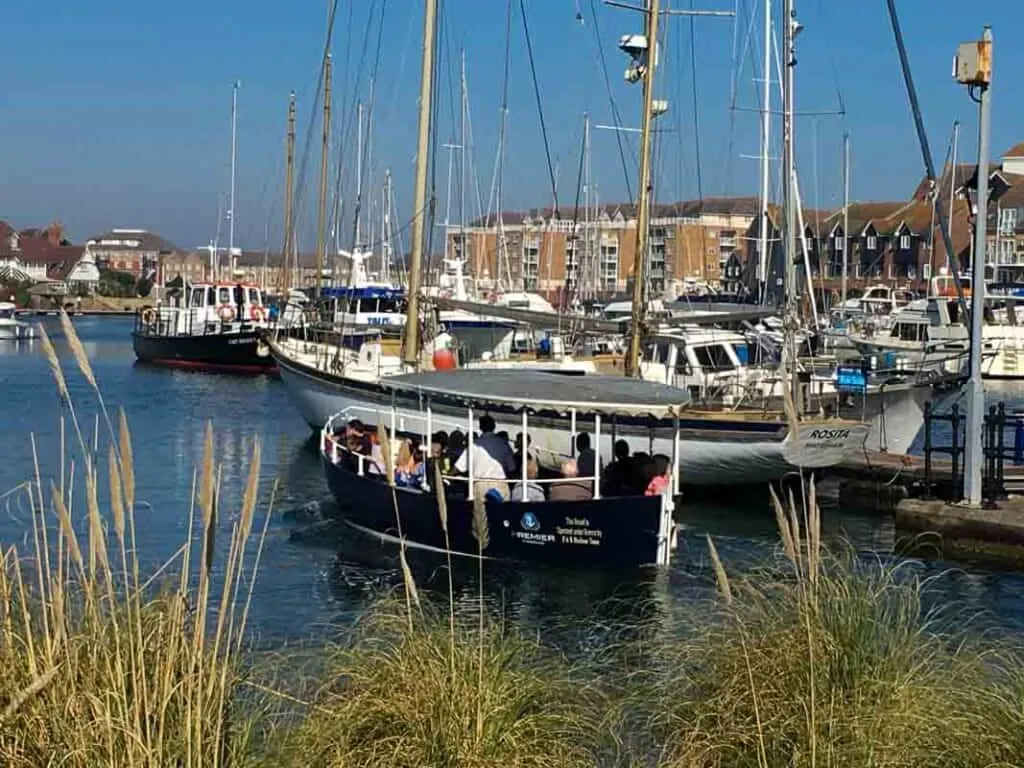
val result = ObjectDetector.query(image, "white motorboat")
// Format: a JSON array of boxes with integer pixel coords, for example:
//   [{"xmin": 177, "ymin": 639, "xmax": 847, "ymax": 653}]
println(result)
[{"xmin": 0, "ymin": 302, "xmax": 35, "ymax": 341}]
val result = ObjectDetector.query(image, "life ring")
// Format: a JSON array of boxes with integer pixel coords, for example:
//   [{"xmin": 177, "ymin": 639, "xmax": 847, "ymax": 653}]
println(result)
[
  {"xmin": 141, "ymin": 308, "xmax": 157, "ymax": 325},
  {"xmin": 250, "ymin": 305, "xmax": 268, "ymax": 322},
  {"xmin": 217, "ymin": 304, "xmax": 237, "ymax": 322}
]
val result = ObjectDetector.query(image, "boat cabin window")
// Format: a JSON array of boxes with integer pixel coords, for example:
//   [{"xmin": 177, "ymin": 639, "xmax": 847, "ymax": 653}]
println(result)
[
  {"xmin": 247, "ymin": 288, "xmax": 261, "ymax": 306},
  {"xmin": 674, "ymin": 352, "xmax": 692, "ymax": 375},
  {"xmin": 692, "ymin": 344, "xmax": 735, "ymax": 371},
  {"xmin": 189, "ymin": 288, "xmax": 205, "ymax": 308},
  {"xmin": 0, "ymin": 306, "xmax": 13, "ymax": 319},
  {"xmin": 895, "ymin": 323, "xmax": 925, "ymax": 342},
  {"xmin": 217, "ymin": 287, "xmax": 232, "ymax": 305},
  {"xmin": 947, "ymin": 300, "xmax": 960, "ymax": 325},
  {"xmin": 646, "ymin": 341, "xmax": 672, "ymax": 365},
  {"xmin": 377, "ymin": 296, "xmax": 403, "ymax": 314}
]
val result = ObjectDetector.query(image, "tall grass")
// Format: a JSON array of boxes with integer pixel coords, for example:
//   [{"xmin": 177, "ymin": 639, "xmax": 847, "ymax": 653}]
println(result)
[
  {"xmin": 0, "ymin": 312, "xmax": 272, "ymax": 767},
  {"xmin": 6, "ymin": 314, "xmax": 1024, "ymax": 767},
  {"xmin": 645, "ymin": 477, "xmax": 1024, "ymax": 768}
]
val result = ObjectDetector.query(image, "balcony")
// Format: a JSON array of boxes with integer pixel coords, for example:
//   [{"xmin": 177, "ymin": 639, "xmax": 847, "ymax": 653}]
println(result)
[{"xmin": 719, "ymin": 237, "xmax": 737, "ymax": 248}]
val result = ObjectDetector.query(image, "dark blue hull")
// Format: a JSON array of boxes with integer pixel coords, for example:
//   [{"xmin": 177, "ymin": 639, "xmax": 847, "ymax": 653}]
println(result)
[{"xmin": 323, "ymin": 453, "xmax": 672, "ymax": 568}]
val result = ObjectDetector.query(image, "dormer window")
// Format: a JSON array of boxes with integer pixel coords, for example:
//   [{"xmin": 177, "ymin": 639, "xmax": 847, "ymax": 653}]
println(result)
[
  {"xmin": 8, "ymin": 233, "xmax": 18, "ymax": 251},
  {"xmin": 900, "ymin": 234, "xmax": 911, "ymax": 250},
  {"xmin": 866, "ymin": 235, "xmax": 877, "ymax": 250},
  {"xmin": 835, "ymin": 235, "xmax": 845, "ymax": 250}
]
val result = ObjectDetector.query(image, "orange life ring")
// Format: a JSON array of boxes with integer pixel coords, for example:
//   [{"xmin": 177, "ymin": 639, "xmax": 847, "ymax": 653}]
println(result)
[
  {"xmin": 217, "ymin": 304, "xmax": 237, "ymax": 322},
  {"xmin": 249, "ymin": 305, "xmax": 267, "ymax": 322}
]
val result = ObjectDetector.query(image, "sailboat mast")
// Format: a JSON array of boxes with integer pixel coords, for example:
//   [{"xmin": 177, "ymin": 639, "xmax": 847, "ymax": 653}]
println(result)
[
  {"xmin": 229, "ymin": 80, "xmax": 239, "ymax": 277},
  {"xmin": 282, "ymin": 92, "xmax": 296, "ymax": 294},
  {"xmin": 356, "ymin": 102, "xmax": 364, "ymax": 250},
  {"xmin": 781, "ymin": 0, "xmax": 800, "ymax": 406},
  {"xmin": 757, "ymin": 0, "xmax": 772, "ymax": 302},
  {"xmin": 841, "ymin": 132, "xmax": 850, "ymax": 312},
  {"xmin": 401, "ymin": 0, "xmax": 438, "ymax": 367},
  {"xmin": 584, "ymin": 111, "xmax": 594, "ymax": 300},
  {"xmin": 315, "ymin": 54, "xmax": 333, "ymax": 299},
  {"xmin": 625, "ymin": 0, "xmax": 661, "ymax": 379},
  {"xmin": 382, "ymin": 170, "xmax": 392, "ymax": 282},
  {"xmin": 460, "ymin": 49, "xmax": 468, "ymax": 273}
]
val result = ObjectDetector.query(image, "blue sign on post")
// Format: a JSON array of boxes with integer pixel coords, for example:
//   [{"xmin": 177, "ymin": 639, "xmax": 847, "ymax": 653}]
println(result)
[{"xmin": 836, "ymin": 365, "xmax": 867, "ymax": 393}]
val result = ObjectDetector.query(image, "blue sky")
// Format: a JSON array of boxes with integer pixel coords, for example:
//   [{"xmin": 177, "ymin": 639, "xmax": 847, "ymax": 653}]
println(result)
[{"xmin": 0, "ymin": 0, "xmax": 1019, "ymax": 251}]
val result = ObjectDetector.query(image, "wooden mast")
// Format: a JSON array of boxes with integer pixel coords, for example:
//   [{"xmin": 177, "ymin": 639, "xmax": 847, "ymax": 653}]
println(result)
[
  {"xmin": 315, "ymin": 54, "xmax": 332, "ymax": 300},
  {"xmin": 401, "ymin": 0, "xmax": 438, "ymax": 367},
  {"xmin": 624, "ymin": 0, "xmax": 661, "ymax": 378},
  {"xmin": 281, "ymin": 91, "xmax": 296, "ymax": 295}
]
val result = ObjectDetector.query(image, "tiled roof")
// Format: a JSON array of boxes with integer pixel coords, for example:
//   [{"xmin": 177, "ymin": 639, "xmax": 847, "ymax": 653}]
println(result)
[{"xmin": 1003, "ymin": 142, "xmax": 1024, "ymax": 159}]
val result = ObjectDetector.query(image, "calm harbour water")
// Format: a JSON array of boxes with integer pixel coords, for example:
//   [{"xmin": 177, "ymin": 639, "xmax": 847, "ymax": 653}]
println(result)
[{"xmin": 2, "ymin": 315, "xmax": 1024, "ymax": 647}]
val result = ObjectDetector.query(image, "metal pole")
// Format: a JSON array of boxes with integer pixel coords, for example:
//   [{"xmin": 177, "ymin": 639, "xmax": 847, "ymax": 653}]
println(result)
[
  {"xmin": 781, "ymin": 0, "xmax": 800, "ymax": 410},
  {"xmin": 841, "ymin": 132, "xmax": 850, "ymax": 312},
  {"xmin": 315, "ymin": 54, "xmax": 332, "ymax": 300},
  {"xmin": 625, "ymin": 0, "xmax": 661, "ymax": 378},
  {"xmin": 282, "ymin": 92, "xmax": 296, "ymax": 295},
  {"xmin": 757, "ymin": 0, "xmax": 772, "ymax": 302},
  {"xmin": 402, "ymin": 0, "xmax": 438, "ymax": 367},
  {"xmin": 229, "ymin": 80, "xmax": 239, "ymax": 276},
  {"xmin": 964, "ymin": 25, "xmax": 992, "ymax": 507}
]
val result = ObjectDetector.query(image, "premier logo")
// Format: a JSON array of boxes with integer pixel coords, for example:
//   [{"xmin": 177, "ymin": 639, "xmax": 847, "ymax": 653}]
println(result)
[{"xmin": 809, "ymin": 429, "xmax": 851, "ymax": 440}]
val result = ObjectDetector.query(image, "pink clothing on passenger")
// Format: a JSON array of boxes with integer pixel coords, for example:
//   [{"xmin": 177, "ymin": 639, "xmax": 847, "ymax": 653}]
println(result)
[{"xmin": 645, "ymin": 474, "xmax": 669, "ymax": 497}]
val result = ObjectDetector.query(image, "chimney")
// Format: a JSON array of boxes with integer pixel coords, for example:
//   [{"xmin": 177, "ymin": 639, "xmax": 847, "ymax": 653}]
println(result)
[{"xmin": 46, "ymin": 220, "xmax": 64, "ymax": 247}]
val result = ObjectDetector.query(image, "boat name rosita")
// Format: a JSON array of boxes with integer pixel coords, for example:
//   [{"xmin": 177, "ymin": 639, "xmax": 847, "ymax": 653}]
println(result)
[{"xmin": 808, "ymin": 428, "xmax": 851, "ymax": 441}]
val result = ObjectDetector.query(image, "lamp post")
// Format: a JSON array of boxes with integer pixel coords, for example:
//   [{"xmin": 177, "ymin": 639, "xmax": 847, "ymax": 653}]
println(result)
[{"xmin": 953, "ymin": 26, "xmax": 992, "ymax": 507}]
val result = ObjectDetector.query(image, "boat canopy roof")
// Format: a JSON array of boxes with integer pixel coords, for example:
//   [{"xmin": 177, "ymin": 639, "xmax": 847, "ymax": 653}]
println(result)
[
  {"xmin": 380, "ymin": 369, "xmax": 692, "ymax": 418},
  {"xmin": 321, "ymin": 285, "xmax": 404, "ymax": 301}
]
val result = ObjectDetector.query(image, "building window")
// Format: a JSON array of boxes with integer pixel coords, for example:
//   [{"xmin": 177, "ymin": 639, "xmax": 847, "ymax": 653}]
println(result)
[
  {"xmin": 522, "ymin": 238, "xmax": 540, "ymax": 290},
  {"xmin": 600, "ymin": 241, "xmax": 618, "ymax": 291},
  {"xmin": 900, "ymin": 234, "xmax": 911, "ymax": 250},
  {"xmin": 866, "ymin": 235, "xmax": 877, "ymax": 251},
  {"xmin": 835, "ymin": 235, "xmax": 845, "ymax": 251}
]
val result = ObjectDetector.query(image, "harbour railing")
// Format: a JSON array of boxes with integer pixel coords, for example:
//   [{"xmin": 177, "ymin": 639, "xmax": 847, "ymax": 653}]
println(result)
[{"xmin": 921, "ymin": 401, "xmax": 1021, "ymax": 504}]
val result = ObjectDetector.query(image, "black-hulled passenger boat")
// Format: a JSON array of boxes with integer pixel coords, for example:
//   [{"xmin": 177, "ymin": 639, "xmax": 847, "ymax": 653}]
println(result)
[
  {"xmin": 132, "ymin": 281, "xmax": 275, "ymax": 374},
  {"xmin": 320, "ymin": 372, "xmax": 685, "ymax": 568}
]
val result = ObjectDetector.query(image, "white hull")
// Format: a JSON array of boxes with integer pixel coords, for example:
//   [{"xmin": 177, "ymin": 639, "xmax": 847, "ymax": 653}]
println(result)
[
  {"xmin": 982, "ymin": 325, "xmax": 1024, "ymax": 379},
  {"xmin": 0, "ymin": 320, "xmax": 35, "ymax": 341},
  {"xmin": 272, "ymin": 341, "xmax": 874, "ymax": 487}
]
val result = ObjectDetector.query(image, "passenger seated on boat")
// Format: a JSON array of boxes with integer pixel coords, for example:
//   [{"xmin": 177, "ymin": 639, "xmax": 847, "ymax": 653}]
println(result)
[
  {"xmin": 510, "ymin": 458, "xmax": 545, "ymax": 502},
  {"xmin": 474, "ymin": 414, "xmax": 517, "ymax": 475},
  {"xmin": 600, "ymin": 439, "xmax": 633, "ymax": 496},
  {"xmin": 425, "ymin": 431, "xmax": 451, "ymax": 488},
  {"xmin": 644, "ymin": 454, "xmax": 671, "ymax": 497},
  {"xmin": 549, "ymin": 459, "xmax": 592, "ymax": 502},
  {"xmin": 454, "ymin": 434, "xmax": 510, "ymax": 502},
  {"xmin": 575, "ymin": 432, "xmax": 597, "ymax": 490},
  {"xmin": 445, "ymin": 430, "xmax": 466, "ymax": 469},
  {"xmin": 513, "ymin": 432, "xmax": 532, "ymax": 474},
  {"xmin": 394, "ymin": 438, "xmax": 425, "ymax": 487},
  {"xmin": 630, "ymin": 452, "xmax": 652, "ymax": 493}
]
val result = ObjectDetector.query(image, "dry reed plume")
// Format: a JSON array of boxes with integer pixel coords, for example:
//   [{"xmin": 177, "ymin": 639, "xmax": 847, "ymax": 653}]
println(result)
[{"xmin": 0, "ymin": 318, "xmax": 273, "ymax": 767}]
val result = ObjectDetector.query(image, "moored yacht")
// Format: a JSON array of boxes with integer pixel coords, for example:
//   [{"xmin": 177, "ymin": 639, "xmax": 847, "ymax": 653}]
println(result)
[
  {"xmin": 132, "ymin": 281, "xmax": 274, "ymax": 373},
  {"xmin": 0, "ymin": 302, "xmax": 36, "ymax": 341}
]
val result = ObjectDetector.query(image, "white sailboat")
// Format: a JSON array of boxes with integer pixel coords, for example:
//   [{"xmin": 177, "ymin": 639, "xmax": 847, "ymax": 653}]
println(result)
[{"xmin": 271, "ymin": 0, "xmax": 876, "ymax": 487}]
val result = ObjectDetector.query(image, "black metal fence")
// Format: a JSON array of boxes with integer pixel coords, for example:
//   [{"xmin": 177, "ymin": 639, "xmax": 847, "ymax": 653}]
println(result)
[{"xmin": 922, "ymin": 401, "xmax": 1021, "ymax": 504}]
